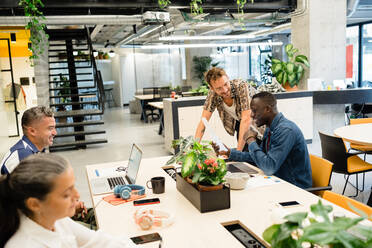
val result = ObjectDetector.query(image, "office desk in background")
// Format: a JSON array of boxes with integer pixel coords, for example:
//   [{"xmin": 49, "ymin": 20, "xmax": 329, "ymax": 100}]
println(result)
[
  {"xmin": 148, "ymin": 101, "xmax": 164, "ymax": 135},
  {"xmin": 86, "ymin": 156, "xmax": 368, "ymax": 248},
  {"xmin": 334, "ymin": 123, "xmax": 372, "ymax": 146}
]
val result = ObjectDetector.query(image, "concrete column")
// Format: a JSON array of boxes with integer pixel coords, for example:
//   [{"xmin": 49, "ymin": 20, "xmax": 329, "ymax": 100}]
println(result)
[
  {"xmin": 184, "ymin": 43, "xmax": 213, "ymax": 88},
  {"xmin": 33, "ymin": 31, "xmax": 49, "ymax": 107},
  {"xmin": 291, "ymin": 0, "xmax": 346, "ymax": 90}
]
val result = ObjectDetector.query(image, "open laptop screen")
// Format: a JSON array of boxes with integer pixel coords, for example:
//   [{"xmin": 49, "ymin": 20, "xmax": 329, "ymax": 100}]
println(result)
[{"xmin": 126, "ymin": 144, "xmax": 143, "ymax": 184}]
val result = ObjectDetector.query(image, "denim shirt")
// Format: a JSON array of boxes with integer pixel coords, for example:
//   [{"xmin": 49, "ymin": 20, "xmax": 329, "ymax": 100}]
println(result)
[{"xmin": 229, "ymin": 113, "xmax": 312, "ymax": 189}]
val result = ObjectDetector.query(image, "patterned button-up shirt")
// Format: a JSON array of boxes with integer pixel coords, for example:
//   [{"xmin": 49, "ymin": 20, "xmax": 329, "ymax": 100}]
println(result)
[{"xmin": 204, "ymin": 79, "xmax": 257, "ymax": 136}]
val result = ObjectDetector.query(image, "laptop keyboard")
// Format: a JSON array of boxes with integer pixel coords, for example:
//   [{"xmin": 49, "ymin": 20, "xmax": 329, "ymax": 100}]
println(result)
[{"xmin": 107, "ymin": 177, "xmax": 126, "ymax": 189}]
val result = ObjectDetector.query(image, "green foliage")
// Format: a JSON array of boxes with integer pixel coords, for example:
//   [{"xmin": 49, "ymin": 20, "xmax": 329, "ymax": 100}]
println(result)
[
  {"xmin": 263, "ymin": 200, "xmax": 372, "ymax": 248},
  {"xmin": 158, "ymin": 0, "xmax": 171, "ymax": 9},
  {"xmin": 19, "ymin": 0, "xmax": 48, "ymax": 65},
  {"xmin": 191, "ymin": 85, "xmax": 209, "ymax": 96},
  {"xmin": 166, "ymin": 136, "xmax": 227, "ymax": 186},
  {"xmin": 271, "ymin": 44, "xmax": 309, "ymax": 88},
  {"xmin": 190, "ymin": 0, "xmax": 203, "ymax": 15},
  {"xmin": 192, "ymin": 56, "xmax": 219, "ymax": 85}
]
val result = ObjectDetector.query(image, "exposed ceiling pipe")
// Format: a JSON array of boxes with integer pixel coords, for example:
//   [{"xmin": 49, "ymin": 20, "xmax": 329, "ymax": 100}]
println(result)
[
  {"xmin": 91, "ymin": 25, "xmax": 104, "ymax": 41},
  {"xmin": 0, "ymin": 15, "xmax": 143, "ymax": 26},
  {"xmin": 115, "ymin": 24, "xmax": 162, "ymax": 47},
  {"xmin": 347, "ymin": 0, "xmax": 360, "ymax": 17}
]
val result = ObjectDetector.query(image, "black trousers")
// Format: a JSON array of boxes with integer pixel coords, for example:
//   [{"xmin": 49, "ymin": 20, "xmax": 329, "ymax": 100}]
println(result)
[{"xmin": 235, "ymin": 120, "xmax": 249, "ymax": 152}]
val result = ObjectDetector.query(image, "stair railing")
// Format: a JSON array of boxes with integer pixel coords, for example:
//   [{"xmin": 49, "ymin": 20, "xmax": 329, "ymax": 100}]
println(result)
[{"xmin": 85, "ymin": 26, "xmax": 105, "ymax": 113}]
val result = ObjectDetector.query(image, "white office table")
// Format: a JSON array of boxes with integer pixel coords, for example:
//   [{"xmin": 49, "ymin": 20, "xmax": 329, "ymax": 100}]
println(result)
[
  {"xmin": 86, "ymin": 156, "xmax": 368, "ymax": 248},
  {"xmin": 334, "ymin": 123, "xmax": 372, "ymax": 146}
]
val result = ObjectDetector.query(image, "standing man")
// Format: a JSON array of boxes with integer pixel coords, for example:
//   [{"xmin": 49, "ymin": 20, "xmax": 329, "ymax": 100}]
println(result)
[
  {"xmin": 195, "ymin": 67, "xmax": 256, "ymax": 151},
  {"xmin": 1, "ymin": 106, "xmax": 57, "ymax": 174},
  {"xmin": 214, "ymin": 92, "xmax": 312, "ymax": 189}
]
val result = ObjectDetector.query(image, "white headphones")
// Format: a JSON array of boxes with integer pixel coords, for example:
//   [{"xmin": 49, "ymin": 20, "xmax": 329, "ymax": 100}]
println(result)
[{"xmin": 134, "ymin": 207, "xmax": 174, "ymax": 230}]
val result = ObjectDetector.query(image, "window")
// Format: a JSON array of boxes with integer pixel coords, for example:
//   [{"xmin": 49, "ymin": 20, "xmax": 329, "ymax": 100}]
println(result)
[
  {"xmin": 346, "ymin": 26, "xmax": 359, "ymax": 84},
  {"xmin": 362, "ymin": 23, "xmax": 372, "ymax": 85}
]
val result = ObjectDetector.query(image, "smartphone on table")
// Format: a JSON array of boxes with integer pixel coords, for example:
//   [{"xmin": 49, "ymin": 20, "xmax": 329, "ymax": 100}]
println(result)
[
  {"xmin": 277, "ymin": 201, "xmax": 301, "ymax": 208},
  {"xmin": 133, "ymin": 198, "xmax": 160, "ymax": 206},
  {"xmin": 131, "ymin": 232, "xmax": 162, "ymax": 245}
]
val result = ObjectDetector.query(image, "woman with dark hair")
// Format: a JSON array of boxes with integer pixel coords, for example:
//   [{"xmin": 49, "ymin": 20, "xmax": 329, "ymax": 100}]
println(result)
[{"xmin": 0, "ymin": 153, "xmax": 136, "ymax": 248}]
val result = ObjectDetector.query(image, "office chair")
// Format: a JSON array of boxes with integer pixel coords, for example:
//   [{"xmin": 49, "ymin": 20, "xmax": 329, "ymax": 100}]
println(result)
[
  {"xmin": 142, "ymin": 87, "xmax": 160, "ymax": 122},
  {"xmin": 319, "ymin": 131, "xmax": 372, "ymax": 197},
  {"xmin": 322, "ymin": 190, "xmax": 372, "ymax": 221},
  {"xmin": 348, "ymin": 118, "xmax": 372, "ymax": 160},
  {"xmin": 304, "ymin": 154, "xmax": 333, "ymax": 196}
]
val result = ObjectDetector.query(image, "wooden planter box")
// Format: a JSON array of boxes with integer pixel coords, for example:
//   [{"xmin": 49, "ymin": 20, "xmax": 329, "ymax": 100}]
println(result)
[{"xmin": 176, "ymin": 173, "xmax": 230, "ymax": 213}]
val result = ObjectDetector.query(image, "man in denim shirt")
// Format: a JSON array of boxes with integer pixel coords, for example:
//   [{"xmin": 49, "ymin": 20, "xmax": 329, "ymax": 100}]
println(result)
[{"xmin": 215, "ymin": 92, "xmax": 312, "ymax": 189}]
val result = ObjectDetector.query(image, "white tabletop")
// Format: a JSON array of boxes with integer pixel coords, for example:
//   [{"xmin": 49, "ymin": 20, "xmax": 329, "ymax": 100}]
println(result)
[
  {"xmin": 135, "ymin": 95, "xmax": 155, "ymax": 100},
  {"xmin": 148, "ymin": 101, "xmax": 163, "ymax": 109},
  {"xmin": 86, "ymin": 156, "xmax": 368, "ymax": 248},
  {"xmin": 334, "ymin": 123, "xmax": 372, "ymax": 146}
]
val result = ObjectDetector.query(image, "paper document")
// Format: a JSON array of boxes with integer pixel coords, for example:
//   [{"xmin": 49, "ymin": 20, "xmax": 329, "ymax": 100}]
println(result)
[
  {"xmin": 95, "ymin": 165, "xmax": 127, "ymax": 177},
  {"xmin": 202, "ymin": 118, "xmax": 228, "ymax": 152},
  {"xmin": 245, "ymin": 175, "xmax": 282, "ymax": 189}
]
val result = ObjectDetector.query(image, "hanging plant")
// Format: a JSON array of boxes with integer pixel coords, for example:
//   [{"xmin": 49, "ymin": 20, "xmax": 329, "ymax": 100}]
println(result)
[
  {"xmin": 19, "ymin": 0, "xmax": 49, "ymax": 65},
  {"xmin": 158, "ymin": 0, "xmax": 171, "ymax": 9},
  {"xmin": 190, "ymin": 0, "xmax": 203, "ymax": 15}
]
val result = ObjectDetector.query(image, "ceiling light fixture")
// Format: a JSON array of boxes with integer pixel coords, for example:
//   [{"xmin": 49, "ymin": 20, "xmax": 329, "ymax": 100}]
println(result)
[
  {"xmin": 10, "ymin": 33, "xmax": 16, "ymax": 43},
  {"xmin": 159, "ymin": 34, "xmax": 256, "ymax": 41},
  {"xmin": 138, "ymin": 41, "xmax": 282, "ymax": 50},
  {"xmin": 108, "ymin": 50, "xmax": 115, "ymax": 57}
]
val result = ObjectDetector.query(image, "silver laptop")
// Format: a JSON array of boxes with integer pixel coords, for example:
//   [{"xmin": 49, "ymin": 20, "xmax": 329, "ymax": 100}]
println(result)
[
  {"xmin": 227, "ymin": 162, "xmax": 259, "ymax": 174},
  {"xmin": 90, "ymin": 144, "xmax": 143, "ymax": 195}
]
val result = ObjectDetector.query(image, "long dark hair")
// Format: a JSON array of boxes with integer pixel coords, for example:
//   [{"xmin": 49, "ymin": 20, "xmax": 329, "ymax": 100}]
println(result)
[{"xmin": 0, "ymin": 153, "xmax": 68, "ymax": 247}]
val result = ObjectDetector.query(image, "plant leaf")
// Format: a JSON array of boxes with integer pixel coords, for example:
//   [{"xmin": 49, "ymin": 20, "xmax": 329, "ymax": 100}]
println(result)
[
  {"xmin": 263, "ymin": 224, "xmax": 280, "ymax": 244},
  {"xmin": 310, "ymin": 200, "xmax": 332, "ymax": 222},
  {"xmin": 285, "ymin": 44, "xmax": 293, "ymax": 54},
  {"xmin": 295, "ymin": 55, "xmax": 310, "ymax": 67},
  {"xmin": 271, "ymin": 58, "xmax": 282, "ymax": 64},
  {"xmin": 284, "ymin": 212, "xmax": 308, "ymax": 225},
  {"xmin": 286, "ymin": 62, "xmax": 295, "ymax": 74}
]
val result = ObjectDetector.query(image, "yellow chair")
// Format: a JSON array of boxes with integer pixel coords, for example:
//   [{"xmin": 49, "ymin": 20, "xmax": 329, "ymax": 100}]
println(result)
[
  {"xmin": 305, "ymin": 154, "xmax": 333, "ymax": 196},
  {"xmin": 322, "ymin": 190, "xmax": 372, "ymax": 221},
  {"xmin": 349, "ymin": 118, "xmax": 372, "ymax": 155}
]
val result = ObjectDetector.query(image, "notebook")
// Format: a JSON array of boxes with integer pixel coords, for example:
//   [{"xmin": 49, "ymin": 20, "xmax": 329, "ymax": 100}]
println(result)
[{"xmin": 90, "ymin": 144, "xmax": 143, "ymax": 195}]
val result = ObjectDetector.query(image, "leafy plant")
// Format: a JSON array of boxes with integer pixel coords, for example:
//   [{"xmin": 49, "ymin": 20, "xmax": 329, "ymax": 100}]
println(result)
[
  {"xmin": 271, "ymin": 44, "xmax": 310, "ymax": 88},
  {"xmin": 190, "ymin": 0, "xmax": 203, "ymax": 15},
  {"xmin": 166, "ymin": 136, "xmax": 227, "ymax": 186},
  {"xmin": 192, "ymin": 56, "xmax": 220, "ymax": 85},
  {"xmin": 19, "ymin": 0, "xmax": 49, "ymax": 65},
  {"xmin": 263, "ymin": 200, "xmax": 372, "ymax": 248},
  {"xmin": 158, "ymin": 0, "xmax": 171, "ymax": 9},
  {"xmin": 191, "ymin": 85, "xmax": 209, "ymax": 95},
  {"xmin": 261, "ymin": 55, "xmax": 273, "ymax": 85}
]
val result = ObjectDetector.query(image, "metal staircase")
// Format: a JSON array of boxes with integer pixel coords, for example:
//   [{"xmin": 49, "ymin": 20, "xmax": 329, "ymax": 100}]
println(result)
[{"xmin": 47, "ymin": 27, "xmax": 107, "ymax": 151}]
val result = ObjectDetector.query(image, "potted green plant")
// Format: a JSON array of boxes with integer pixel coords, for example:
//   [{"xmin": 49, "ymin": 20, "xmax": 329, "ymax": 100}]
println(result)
[
  {"xmin": 192, "ymin": 56, "xmax": 220, "ymax": 87},
  {"xmin": 262, "ymin": 200, "xmax": 372, "ymax": 248},
  {"xmin": 166, "ymin": 136, "xmax": 229, "ymax": 212},
  {"xmin": 167, "ymin": 136, "xmax": 227, "ymax": 187},
  {"xmin": 271, "ymin": 44, "xmax": 310, "ymax": 91}
]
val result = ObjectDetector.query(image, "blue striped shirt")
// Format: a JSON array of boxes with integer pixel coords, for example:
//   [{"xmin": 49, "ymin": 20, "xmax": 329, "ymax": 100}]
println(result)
[{"xmin": 1, "ymin": 135, "xmax": 41, "ymax": 175}]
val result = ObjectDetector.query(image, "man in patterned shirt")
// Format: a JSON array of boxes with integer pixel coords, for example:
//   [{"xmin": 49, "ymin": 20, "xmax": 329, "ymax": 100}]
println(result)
[
  {"xmin": 1, "ymin": 106, "xmax": 57, "ymax": 174},
  {"xmin": 195, "ymin": 67, "xmax": 255, "ymax": 151}
]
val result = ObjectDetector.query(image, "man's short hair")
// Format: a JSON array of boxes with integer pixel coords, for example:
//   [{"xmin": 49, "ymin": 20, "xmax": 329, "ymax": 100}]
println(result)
[
  {"xmin": 204, "ymin": 67, "xmax": 227, "ymax": 86},
  {"xmin": 252, "ymin": 91, "xmax": 277, "ymax": 107},
  {"xmin": 22, "ymin": 106, "xmax": 54, "ymax": 133}
]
